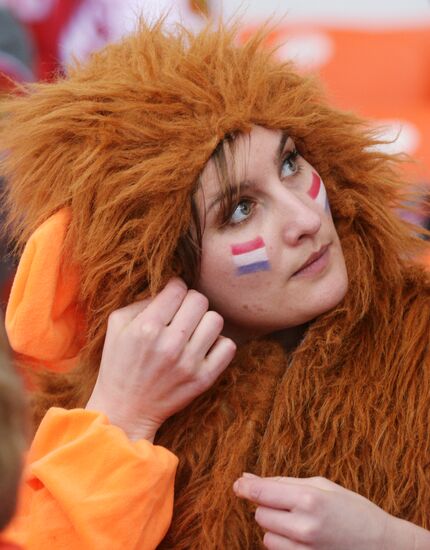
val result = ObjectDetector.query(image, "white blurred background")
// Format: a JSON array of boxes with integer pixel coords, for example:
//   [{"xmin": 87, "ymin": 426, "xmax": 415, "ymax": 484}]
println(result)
[{"xmin": 215, "ymin": 0, "xmax": 430, "ymax": 25}]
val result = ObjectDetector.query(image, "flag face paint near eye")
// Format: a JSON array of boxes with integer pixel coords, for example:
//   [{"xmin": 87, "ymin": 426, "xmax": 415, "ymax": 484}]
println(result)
[
  {"xmin": 308, "ymin": 172, "xmax": 330, "ymax": 212},
  {"xmin": 231, "ymin": 236, "xmax": 270, "ymax": 276}
]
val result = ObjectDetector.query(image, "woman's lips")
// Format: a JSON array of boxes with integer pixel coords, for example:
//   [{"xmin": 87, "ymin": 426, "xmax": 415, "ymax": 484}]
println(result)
[{"xmin": 292, "ymin": 244, "xmax": 330, "ymax": 278}]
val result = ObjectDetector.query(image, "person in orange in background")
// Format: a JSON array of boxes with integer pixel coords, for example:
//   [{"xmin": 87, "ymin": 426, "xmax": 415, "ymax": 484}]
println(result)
[
  {"xmin": 1, "ymin": 0, "xmax": 208, "ymax": 81},
  {"xmin": 1, "ymin": 19, "xmax": 430, "ymax": 550},
  {"xmin": 0, "ymin": 317, "xmax": 26, "ymax": 550}
]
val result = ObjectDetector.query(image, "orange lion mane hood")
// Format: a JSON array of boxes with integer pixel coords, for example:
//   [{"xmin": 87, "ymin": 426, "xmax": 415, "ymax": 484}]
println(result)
[
  {"xmin": 1, "ymin": 21, "xmax": 425, "ymax": 369},
  {"xmin": 1, "ymin": 20, "xmax": 429, "ymax": 549}
]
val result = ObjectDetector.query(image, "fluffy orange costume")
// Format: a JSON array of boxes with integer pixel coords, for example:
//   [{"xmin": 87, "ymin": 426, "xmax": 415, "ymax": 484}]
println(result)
[{"xmin": 1, "ymin": 21, "xmax": 430, "ymax": 549}]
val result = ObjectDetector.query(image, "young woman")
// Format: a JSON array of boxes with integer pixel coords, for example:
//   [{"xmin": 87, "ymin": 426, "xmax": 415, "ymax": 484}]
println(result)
[{"xmin": 2, "ymin": 21, "xmax": 430, "ymax": 549}]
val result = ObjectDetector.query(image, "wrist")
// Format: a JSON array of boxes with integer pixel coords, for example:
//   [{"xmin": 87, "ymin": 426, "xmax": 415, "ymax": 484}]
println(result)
[
  {"xmin": 388, "ymin": 515, "xmax": 430, "ymax": 550},
  {"xmin": 86, "ymin": 394, "xmax": 160, "ymax": 443},
  {"xmin": 88, "ymin": 407, "xmax": 160, "ymax": 442}
]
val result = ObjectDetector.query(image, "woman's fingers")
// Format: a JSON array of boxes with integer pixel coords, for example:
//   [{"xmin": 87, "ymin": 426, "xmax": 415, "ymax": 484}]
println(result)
[
  {"xmin": 108, "ymin": 278, "xmax": 189, "ymax": 329},
  {"xmin": 106, "ymin": 298, "xmax": 154, "ymax": 332},
  {"xmin": 263, "ymin": 531, "xmax": 306, "ymax": 550},
  {"xmin": 134, "ymin": 277, "xmax": 188, "ymax": 326},
  {"xmin": 234, "ymin": 477, "xmax": 325, "ymax": 511},
  {"xmin": 185, "ymin": 310, "xmax": 224, "ymax": 358},
  {"xmin": 167, "ymin": 290, "xmax": 209, "ymax": 342},
  {"xmin": 248, "ymin": 475, "xmax": 339, "ymax": 493},
  {"xmin": 200, "ymin": 335, "xmax": 236, "ymax": 385},
  {"xmin": 255, "ymin": 507, "xmax": 294, "ymax": 538},
  {"xmin": 255, "ymin": 507, "xmax": 319, "ymax": 543}
]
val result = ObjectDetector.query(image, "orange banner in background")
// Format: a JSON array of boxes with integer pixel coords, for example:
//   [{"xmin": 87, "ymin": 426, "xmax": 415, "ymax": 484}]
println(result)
[{"xmin": 239, "ymin": 24, "xmax": 430, "ymax": 185}]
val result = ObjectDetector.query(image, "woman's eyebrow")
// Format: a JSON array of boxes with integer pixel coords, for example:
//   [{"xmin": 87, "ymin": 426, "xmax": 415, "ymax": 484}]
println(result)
[
  {"xmin": 207, "ymin": 193, "xmax": 223, "ymax": 213},
  {"xmin": 207, "ymin": 181, "xmax": 255, "ymax": 213},
  {"xmin": 275, "ymin": 132, "xmax": 290, "ymax": 166},
  {"xmin": 207, "ymin": 132, "xmax": 290, "ymax": 214}
]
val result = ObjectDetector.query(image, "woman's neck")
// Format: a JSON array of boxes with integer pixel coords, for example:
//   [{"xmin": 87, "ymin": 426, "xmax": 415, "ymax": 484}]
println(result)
[
  {"xmin": 223, "ymin": 321, "xmax": 308, "ymax": 351},
  {"xmin": 270, "ymin": 324, "xmax": 308, "ymax": 351}
]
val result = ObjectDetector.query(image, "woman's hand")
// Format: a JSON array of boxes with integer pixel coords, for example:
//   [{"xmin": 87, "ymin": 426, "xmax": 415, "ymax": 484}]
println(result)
[
  {"xmin": 233, "ymin": 474, "xmax": 430, "ymax": 550},
  {"xmin": 86, "ymin": 278, "xmax": 236, "ymax": 442}
]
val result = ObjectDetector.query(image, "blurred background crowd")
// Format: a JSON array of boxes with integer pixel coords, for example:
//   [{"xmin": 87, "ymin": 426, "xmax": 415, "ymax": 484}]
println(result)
[{"xmin": 1, "ymin": 0, "xmax": 430, "ymax": 309}]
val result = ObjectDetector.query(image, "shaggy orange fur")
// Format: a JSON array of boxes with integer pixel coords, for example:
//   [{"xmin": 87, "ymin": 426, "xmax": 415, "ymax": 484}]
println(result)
[{"xmin": 1, "ymin": 21, "xmax": 430, "ymax": 548}]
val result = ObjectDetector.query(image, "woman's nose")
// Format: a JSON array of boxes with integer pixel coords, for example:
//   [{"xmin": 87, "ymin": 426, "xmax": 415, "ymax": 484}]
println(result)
[{"xmin": 279, "ymin": 190, "xmax": 322, "ymax": 246}]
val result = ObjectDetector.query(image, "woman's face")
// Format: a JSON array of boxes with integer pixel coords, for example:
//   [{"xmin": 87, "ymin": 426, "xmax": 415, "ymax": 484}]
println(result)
[{"xmin": 195, "ymin": 125, "xmax": 348, "ymax": 342}]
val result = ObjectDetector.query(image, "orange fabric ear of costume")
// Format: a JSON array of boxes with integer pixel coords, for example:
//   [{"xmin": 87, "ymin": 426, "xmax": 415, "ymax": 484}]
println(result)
[{"xmin": 5, "ymin": 208, "xmax": 84, "ymax": 373}]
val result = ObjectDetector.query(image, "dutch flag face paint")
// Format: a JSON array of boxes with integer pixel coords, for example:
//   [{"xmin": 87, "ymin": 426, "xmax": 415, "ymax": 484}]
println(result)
[
  {"xmin": 231, "ymin": 236, "xmax": 270, "ymax": 276},
  {"xmin": 308, "ymin": 172, "xmax": 330, "ymax": 212}
]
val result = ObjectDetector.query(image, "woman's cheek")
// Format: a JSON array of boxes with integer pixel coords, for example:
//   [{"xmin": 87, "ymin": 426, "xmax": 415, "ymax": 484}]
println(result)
[
  {"xmin": 308, "ymin": 172, "xmax": 330, "ymax": 214},
  {"xmin": 230, "ymin": 235, "xmax": 271, "ymax": 276},
  {"xmin": 198, "ymin": 233, "xmax": 273, "ymax": 303}
]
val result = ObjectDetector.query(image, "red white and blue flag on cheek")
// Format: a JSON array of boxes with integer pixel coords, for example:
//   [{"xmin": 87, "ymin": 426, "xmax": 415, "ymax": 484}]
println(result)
[
  {"xmin": 231, "ymin": 236, "xmax": 270, "ymax": 276},
  {"xmin": 308, "ymin": 172, "xmax": 330, "ymax": 212}
]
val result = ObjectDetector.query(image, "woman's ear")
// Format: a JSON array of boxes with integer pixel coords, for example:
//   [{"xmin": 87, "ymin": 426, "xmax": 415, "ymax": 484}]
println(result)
[{"xmin": 5, "ymin": 208, "xmax": 84, "ymax": 372}]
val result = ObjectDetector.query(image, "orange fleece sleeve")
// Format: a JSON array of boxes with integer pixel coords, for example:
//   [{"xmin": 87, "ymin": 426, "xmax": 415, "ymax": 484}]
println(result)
[{"xmin": 6, "ymin": 408, "xmax": 178, "ymax": 550}]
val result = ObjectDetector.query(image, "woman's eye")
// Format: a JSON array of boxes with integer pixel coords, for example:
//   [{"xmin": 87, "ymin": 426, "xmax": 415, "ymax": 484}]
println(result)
[
  {"xmin": 230, "ymin": 200, "xmax": 253, "ymax": 224},
  {"xmin": 281, "ymin": 150, "xmax": 299, "ymax": 177}
]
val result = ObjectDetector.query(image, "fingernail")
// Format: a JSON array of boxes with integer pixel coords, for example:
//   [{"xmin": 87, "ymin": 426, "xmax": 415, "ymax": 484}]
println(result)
[
  {"xmin": 233, "ymin": 480, "xmax": 240, "ymax": 492},
  {"xmin": 242, "ymin": 472, "xmax": 258, "ymax": 478}
]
